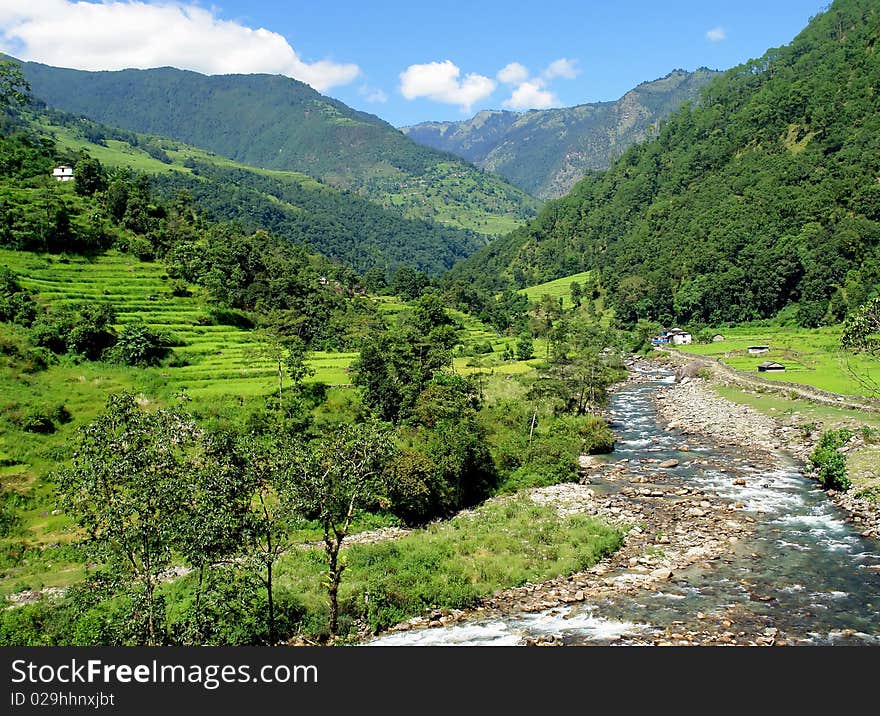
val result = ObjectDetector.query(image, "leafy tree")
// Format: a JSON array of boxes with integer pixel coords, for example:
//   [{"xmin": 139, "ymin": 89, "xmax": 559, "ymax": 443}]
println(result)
[
  {"xmin": 108, "ymin": 323, "xmax": 173, "ymax": 366},
  {"xmin": 840, "ymin": 296, "xmax": 880, "ymax": 396},
  {"xmin": 0, "ymin": 61, "xmax": 30, "ymax": 110},
  {"xmin": 515, "ymin": 333, "xmax": 534, "ymax": 361},
  {"xmin": 74, "ymin": 151, "xmax": 107, "ymax": 197},
  {"xmin": 285, "ymin": 421, "xmax": 396, "ymax": 638},
  {"xmin": 173, "ymin": 431, "xmax": 255, "ymax": 643},
  {"xmin": 57, "ymin": 394, "xmax": 207, "ymax": 644},
  {"xmin": 570, "ymin": 280, "xmax": 582, "ymax": 308},
  {"xmin": 353, "ymin": 293, "xmax": 460, "ymax": 423}
]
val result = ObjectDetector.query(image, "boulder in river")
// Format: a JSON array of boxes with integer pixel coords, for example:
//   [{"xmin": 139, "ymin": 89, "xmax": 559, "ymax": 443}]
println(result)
[{"xmin": 659, "ymin": 459, "xmax": 680, "ymax": 468}]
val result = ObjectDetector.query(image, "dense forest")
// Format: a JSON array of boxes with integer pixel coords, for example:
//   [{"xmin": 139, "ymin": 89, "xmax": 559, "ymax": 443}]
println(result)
[
  {"xmin": 403, "ymin": 68, "xmax": 717, "ymax": 199},
  {"xmin": 450, "ymin": 0, "xmax": 880, "ymax": 328}
]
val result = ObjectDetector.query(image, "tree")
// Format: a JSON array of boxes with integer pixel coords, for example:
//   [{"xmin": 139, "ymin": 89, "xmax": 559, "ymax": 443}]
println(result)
[
  {"xmin": 286, "ymin": 421, "xmax": 395, "ymax": 638},
  {"xmin": 74, "ymin": 151, "xmax": 107, "ymax": 197},
  {"xmin": 0, "ymin": 61, "xmax": 30, "ymax": 111},
  {"xmin": 57, "ymin": 394, "xmax": 204, "ymax": 644},
  {"xmin": 516, "ymin": 334, "xmax": 534, "ymax": 361},
  {"xmin": 238, "ymin": 435, "xmax": 299, "ymax": 645},
  {"xmin": 353, "ymin": 293, "xmax": 459, "ymax": 423},
  {"xmin": 570, "ymin": 281, "xmax": 582, "ymax": 308},
  {"xmin": 174, "ymin": 430, "xmax": 255, "ymax": 644},
  {"xmin": 252, "ymin": 327, "xmax": 313, "ymax": 404},
  {"xmin": 840, "ymin": 296, "xmax": 880, "ymax": 396}
]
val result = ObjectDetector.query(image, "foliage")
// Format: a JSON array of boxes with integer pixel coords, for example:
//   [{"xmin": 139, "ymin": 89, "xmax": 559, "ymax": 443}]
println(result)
[
  {"xmin": 451, "ymin": 0, "xmax": 880, "ymax": 330},
  {"xmin": 809, "ymin": 428, "xmax": 853, "ymax": 491},
  {"xmin": 0, "ymin": 61, "xmax": 30, "ymax": 111},
  {"xmin": 353, "ymin": 293, "xmax": 460, "ymax": 423},
  {"xmin": 285, "ymin": 421, "xmax": 396, "ymax": 637},
  {"xmin": 56, "ymin": 393, "xmax": 251, "ymax": 644},
  {"xmin": 107, "ymin": 322, "xmax": 174, "ymax": 366}
]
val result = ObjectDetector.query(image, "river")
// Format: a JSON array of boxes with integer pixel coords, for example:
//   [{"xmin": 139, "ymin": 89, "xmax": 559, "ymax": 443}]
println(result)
[{"xmin": 370, "ymin": 366, "xmax": 880, "ymax": 646}]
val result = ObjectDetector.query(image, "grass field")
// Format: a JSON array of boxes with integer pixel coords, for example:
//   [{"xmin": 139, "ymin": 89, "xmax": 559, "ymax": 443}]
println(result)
[
  {"xmin": 675, "ymin": 324, "xmax": 880, "ymax": 397},
  {"xmin": 519, "ymin": 271, "xmax": 593, "ymax": 309}
]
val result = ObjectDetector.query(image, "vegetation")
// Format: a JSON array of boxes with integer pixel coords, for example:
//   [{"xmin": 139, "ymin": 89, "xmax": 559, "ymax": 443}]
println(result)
[
  {"xmin": 451, "ymin": 0, "xmax": 880, "ymax": 332},
  {"xmin": 403, "ymin": 69, "xmax": 717, "ymax": 199},
  {"xmin": 809, "ymin": 428, "xmax": 853, "ymax": 491},
  {"xmin": 15, "ymin": 59, "xmax": 538, "ymax": 239}
]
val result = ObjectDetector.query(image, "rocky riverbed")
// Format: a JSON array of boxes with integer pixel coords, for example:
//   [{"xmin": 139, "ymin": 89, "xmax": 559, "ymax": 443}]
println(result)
[
  {"xmin": 369, "ymin": 360, "xmax": 880, "ymax": 646},
  {"xmin": 377, "ymin": 449, "xmax": 772, "ymax": 645},
  {"xmin": 653, "ymin": 371, "xmax": 880, "ymax": 543}
]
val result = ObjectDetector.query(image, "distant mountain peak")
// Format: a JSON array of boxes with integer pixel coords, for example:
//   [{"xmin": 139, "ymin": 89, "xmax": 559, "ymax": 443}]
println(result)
[{"xmin": 402, "ymin": 68, "xmax": 718, "ymax": 199}]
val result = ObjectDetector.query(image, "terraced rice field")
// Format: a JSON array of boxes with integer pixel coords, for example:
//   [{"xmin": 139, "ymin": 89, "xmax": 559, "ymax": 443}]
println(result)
[
  {"xmin": 518, "ymin": 271, "xmax": 593, "ymax": 308},
  {"xmin": 0, "ymin": 249, "xmax": 356, "ymax": 396}
]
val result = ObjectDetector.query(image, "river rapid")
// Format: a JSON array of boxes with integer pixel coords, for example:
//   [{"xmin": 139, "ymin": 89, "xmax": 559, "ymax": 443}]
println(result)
[{"xmin": 370, "ymin": 366, "xmax": 880, "ymax": 646}]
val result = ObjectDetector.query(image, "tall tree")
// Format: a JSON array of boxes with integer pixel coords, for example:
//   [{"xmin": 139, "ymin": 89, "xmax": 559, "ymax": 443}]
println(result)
[
  {"xmin": 286, "ymin": 421, "xmax": 396, "ymax": 639},
  {"xmin": 0, "ymin": 61, "xmax": 30, "ymax": 110},
  {"xmin": 57, "ymin": 394, "xmax": 204, "ymax": 644}
]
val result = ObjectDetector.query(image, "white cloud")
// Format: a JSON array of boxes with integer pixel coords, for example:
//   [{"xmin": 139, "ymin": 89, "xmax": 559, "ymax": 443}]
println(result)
[
  {"xmin": 706, "ymin": 26, "xmax": 727, "ymax": 42},
  {"xmin": 0, "ymin": 1, "xmax": 360, "ymax": 92},
  {"xmin": 502, "ymin": 80, "xmax": 558, "ymax": 110},
  {"xmin": 399, "ymin": 60, "xmax": 495, "ymax": 112},
  {"xmin": 497, "ymin": 61, "xmax": 529, "ymax": 85},
  {"xmin": 543, "ymin": 57, "xmax": 579, "ymax": 80},
  {"xmin": 358, "ymin": 84, "xmax": 388, "ymax": 104}
]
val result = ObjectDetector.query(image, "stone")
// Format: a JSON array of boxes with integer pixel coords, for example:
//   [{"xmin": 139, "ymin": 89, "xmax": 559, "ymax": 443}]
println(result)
[
  {"xmin": 659, "ymin": 459, "xmax": 680, "ymax": 469},
  {"xmin": 734, "ymin": 478, "xmax": 746, "ymax": 486}
]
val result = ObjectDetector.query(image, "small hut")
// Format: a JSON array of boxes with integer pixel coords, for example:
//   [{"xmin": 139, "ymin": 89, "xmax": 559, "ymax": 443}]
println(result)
[{"xmin": 757, "ymin": 361, "xmax": 785, "ymax": 373}]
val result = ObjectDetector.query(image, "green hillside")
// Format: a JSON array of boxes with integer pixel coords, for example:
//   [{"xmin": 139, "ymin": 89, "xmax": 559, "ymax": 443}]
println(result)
[
  {"xmin": 30, "ymin": 108, "xmax": 487, "ymax": 275},
  {"xmin": 518, "ymin": 271, "xmax": 594, "ymax": 309},
  {"xmin": 451, "ymin": 0, "xmax": 880, "ymax": 328},
  {"xmin": 403, "ymin": 69, "xmax": 717, "ymax": 199},
  {"xmin": 14, "ymin": 60, "xmax": 539, "ymax": 237}
]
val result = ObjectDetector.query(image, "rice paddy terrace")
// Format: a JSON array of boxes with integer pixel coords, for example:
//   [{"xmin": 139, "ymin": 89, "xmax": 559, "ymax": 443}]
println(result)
[{"xmin": 0, "ymin": 249, "xmax": 357, "ymax": 398}]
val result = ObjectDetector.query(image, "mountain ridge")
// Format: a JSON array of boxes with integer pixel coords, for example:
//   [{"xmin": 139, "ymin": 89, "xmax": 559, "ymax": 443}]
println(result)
[
  {"xmin": 9, "ymin": 57, "xmax": 538, "ymax": 237},
  {"xmin": 448, "ymin": 0, "xmax": 880, "ymax": 327},
  {"xmin": 402, "ymin": 68, "xmax": 718, "ymax": 199}
]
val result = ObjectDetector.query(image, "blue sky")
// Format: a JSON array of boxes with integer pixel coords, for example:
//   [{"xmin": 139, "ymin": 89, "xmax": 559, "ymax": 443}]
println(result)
[{"xmin": 0, "ymin": 1, "xmax": 827, "ymax": 126}]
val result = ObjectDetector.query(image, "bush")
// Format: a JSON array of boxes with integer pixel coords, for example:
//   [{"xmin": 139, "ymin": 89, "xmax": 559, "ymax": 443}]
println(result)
[{"xmin": 809, "ymin": 428, "xmax": 853, "ymax": 491}]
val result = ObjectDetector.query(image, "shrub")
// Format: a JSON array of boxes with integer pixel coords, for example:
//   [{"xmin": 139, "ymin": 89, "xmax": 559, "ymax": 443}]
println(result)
[{"xmin": 809, "ymin": 428, "xmax": 853, "ymax": 491}]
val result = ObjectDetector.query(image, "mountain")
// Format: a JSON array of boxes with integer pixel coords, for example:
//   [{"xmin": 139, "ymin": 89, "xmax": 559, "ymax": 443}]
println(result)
[
  {"xmin": 449, "ymin": 0, "xmax": 880, "ymax": 327},
  {"xmin": 25, "ymin": 103, "xmax": 486, "ymax": 275},
  {"xmin": 11, "ymin": 60, "xmax": 539, "ymax": 237},
  {"xmin": 402, "ymin": 69, "xmax": 718, "ymax": 199}
]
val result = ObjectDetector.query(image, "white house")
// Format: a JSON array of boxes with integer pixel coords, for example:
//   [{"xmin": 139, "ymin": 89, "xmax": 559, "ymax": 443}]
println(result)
[
  {"xmin": 53, "ymin": 166, "xmax": 74, "ymax": 182},
  {"xmin": 667, "ymin": 328, "xmax": 693, "ymax": 345},
  {"xmin": 748, "ymin": 345, "xmax": 770, "ymax": 355}
]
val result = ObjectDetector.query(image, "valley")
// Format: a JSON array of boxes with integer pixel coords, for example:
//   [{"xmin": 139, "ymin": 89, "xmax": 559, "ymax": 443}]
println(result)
[{"xmin": 1, "ymin": 0, "xmax": 879, "ymax": 649}]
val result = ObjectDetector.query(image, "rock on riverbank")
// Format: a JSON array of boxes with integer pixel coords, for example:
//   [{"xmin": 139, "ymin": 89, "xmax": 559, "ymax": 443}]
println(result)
[{"xmin": 653, "ymin": 372, "xmax": 880, "ymax": 542}]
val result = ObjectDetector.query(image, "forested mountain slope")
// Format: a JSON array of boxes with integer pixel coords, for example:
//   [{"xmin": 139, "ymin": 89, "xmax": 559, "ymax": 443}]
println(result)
[
  {"xmin": 449, "ymin": 0, "xmax": 880, "ymax": 328},
  {"xmin": 19, "ymin": 103, "xmax": 485, "ymax": 275},
  {"xmin": 403, "ymin": 69, "xmax": 717, "ymax": 199},
  {"xmin": 11, "ymin": 60, "xmax": 538, "ymax": 237}
]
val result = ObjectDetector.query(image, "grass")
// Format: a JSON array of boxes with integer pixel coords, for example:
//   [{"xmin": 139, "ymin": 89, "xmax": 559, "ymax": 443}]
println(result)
[
  {"xmin": 675, "ymin": 324, "xmax": 880, "ymax": 397},
  {"xmin": 268, "ymin": 496, "xmax": 622, "ymax": 638},
  {"xmin": 519, "ymin": 271, "xmax": 593, "ymax": 309}
]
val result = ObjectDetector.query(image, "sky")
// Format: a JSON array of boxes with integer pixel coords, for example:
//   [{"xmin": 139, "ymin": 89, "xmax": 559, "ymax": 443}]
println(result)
[{"xmin": 0, "ymin": 1, "xmax": 828, "ymax": 127}]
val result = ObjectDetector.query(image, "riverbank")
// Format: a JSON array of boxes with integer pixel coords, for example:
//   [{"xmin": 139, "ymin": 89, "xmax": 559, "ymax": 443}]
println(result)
[{"xmin": 652, "ymin": 353, "xmax": 880, "ymax": 543}]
